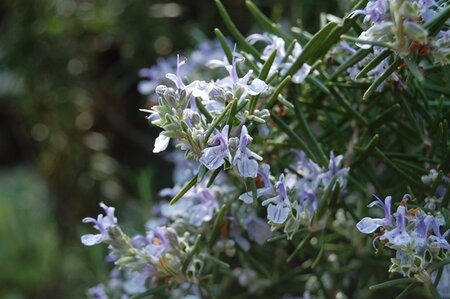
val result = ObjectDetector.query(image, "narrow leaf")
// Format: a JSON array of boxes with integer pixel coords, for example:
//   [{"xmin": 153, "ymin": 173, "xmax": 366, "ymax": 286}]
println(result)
[
  {"xmin": 182, "ymin": 234, "xmax": 202, "ymax": 272},
  {"xmin": 291, "ymin": 91, "xmax": 328, "ymax": 166},
  {"xmin": 356, "ymin": 49, "xmax": 391, "ymax": 79},
  {"xmin": 245, "ymin": 0, "xmax": 290, "ymax": 39},
  {"xmin": 267, "ymin": 75, "xmax": 292, "ymax": 109},
  {"xmin": 363, "ymin": 58, "xmax": 402, "ymax": 100},
  {"xmin": 329, "ymin": 48, "xmax": 372, "ymax": 80},
  {"xmin": 169, "ymin": 174, "xmax": 198, "ymax": 205},
  {"xmin": 214, "ymin": 28, "xmax": 234, "ymax": 64},
  {"xmin": 425, "ymin": 4, "xmax": 450, "ymax": 36},
  {"xmin": 404, "ymin": 58, "xmax": 424, "ymax": 82},
  {"xmin": 287, "ymin": 232, "xmax": 313, "ymax": 262},
  {"xmin": 285, "ymin": 22, "xmax": 337, "ymax": 79},
  {"xmin": 270, "ymin": 112, "xmax": 316, "ymax": 160},
  {"xmin": 208, "ymin": 204, "xmax": 228, "ymax": 249},
  {"xmin": 214, "ymin": 0, "xmax": 261, "ymax": 59},
  {"xmin": 368, "ymin": 104, "xmax": 400, "ymax": 129},
  {"xmin": 369, "ymin": 278, "xmax": 416, "ymax": 290}
]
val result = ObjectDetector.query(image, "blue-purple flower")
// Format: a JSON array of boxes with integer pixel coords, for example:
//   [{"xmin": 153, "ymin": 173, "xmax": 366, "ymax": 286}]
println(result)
[
  {"xmin": 356, "ymin": 195, "xmax": 392, "ymax": 234},
  {"xmin": 239, "ymin": 164, "xmax": 274, "ymax": 204},
  {"xmin": 200, "ymin": 125, "xmax": 232, "ymax": 170},
  {"xmin": 380, "ymin": 205, "xmax": 412, "ymax": 247},
  {"xmin": 81, "ymin": 202, "xmax": 118, "ymax": 246},
  {"xmin": 233, "ymin": 125, "xmax": 263, "ymax": 178},
  {"xmin": 262, "ymin": 174, "xmax": 291, "ymax": 224}
]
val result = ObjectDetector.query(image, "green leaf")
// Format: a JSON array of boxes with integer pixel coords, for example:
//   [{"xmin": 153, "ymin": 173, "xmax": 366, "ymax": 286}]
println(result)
[
  {"xmin": 182, "ymin": 234, "xmax": 202, "ymax": 272},
  {"xmin": 130, "ymin": 285, "xmax": 167, "ymax": 299},
  {"xmin": 169, "ymin": 174, "xmax": 198, "ymax": 205},
  {"xmin": 329, "ymin": 86, "xmax": 368, "ymax": 125},
  {"xmin": 427, "ymin": 282, "xmax": 443, "ymax": 299},
  {"xmin": 305, "ymin": 76, "xmax": 330, "ymax": 94},
  {"xmin": 214, "ymin": 0, "xmax": 260, "ymax": 59},
  {"xmin": 374, "ymin": 147, "xmax": 419, "ymax": 186},
  {"xmin": 206, "ymin": 168, "xmax": 222, "ymax": 187},
  {"xmin": 284, "ymin": 22, "xmax": 337, "ymax": 79},
  {"xmin": 352, "ymin": 134, "xmax": 379, "ymax": 166},
  {"xmin": 311, "ymin": 233, "xmax": 325, "ymax": 269},
  {"xmin": 316, "ymin": 178, "xmax": 338, "ymax": 219},
  {"xmin": 369, "ymin": 278, "xmax": 416, "ymax": 291},
  {"xmin": 441, "ymin": 120, "xmax": 448, "ymax": 158},
  {"xmin": 424, "ymin": 3, "xmax": 450, "ymax": 36},
  {"xmin": 329, "ymin": 48, "xmax": 372, "ymax": 80},
  {"xmin": 399, "ymin": 95, "xmax": 425, "ymax": 141},
  {"xmin": 267, "ymin": 75, "xmax": 292, "ymax": 109},
  {"xmin": 356, "ymin": 49, "xmax": 391, "ymax": 79},
  {"xmin": 270, "ymin": 112, "xmax": 316, "ymax": 160},
  {"xmin": 286, "ymin": 232, "xmax": 313, "ymax": 262},
  {"xmin": 363, "ymin": 58, "xmax": 402, "ymax": 100},
  {"xmin": 205, "ymin": 100, "xmax": 234, "ymax": 141},
  {"xmin": 249, "ymin": 49, "xmax": 278, "ymax": 113},
  {"xmin": 341, "ymin": 34, "xmax": 391, "ymax": 48},
  {"xmin": 214, "ymin": 28, "xmax": 234, "ymax": 65},
  {"xmin": 208, "ymin": 204, "xmax": 228, "ymax": 249},
  {"xmin": 245, "ymin": 0, "xmax": 290, "ymax": 40},
  {"xmin": 394, "ymin": 283, "xmax": 417, "ymax": 299},
  {"xmin": 195, "ymin": 97, "xmax": 213, "ymax": 123},
  {"xmin": 291, "ymin": 88, "xmax": 328, "ymax": 166},
  {"xmin": 368, "ymin": 104, "xmax": 400, "ymax": 129},
  {"xmin": 259, "ymin": 49, "xmax": 277, "ymax": 81},
  {"xmin": 206, "ymin": 255, "xmax": 231, "ymax": 269},
  {"xmin": 403, "ymin": 58, "xmax": 424, "ymax": 82}
]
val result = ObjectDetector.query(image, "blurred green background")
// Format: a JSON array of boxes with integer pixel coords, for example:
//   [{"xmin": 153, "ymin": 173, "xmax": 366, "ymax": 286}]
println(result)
[{"xmin": 0, "ymin": 0, "xmax": 347, "ymax": 297}]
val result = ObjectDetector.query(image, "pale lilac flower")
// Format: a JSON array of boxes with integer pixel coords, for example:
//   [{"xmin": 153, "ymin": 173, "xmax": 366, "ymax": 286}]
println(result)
[
  {"xmin": 88, "ymin": 284, "xmax": 109, "ymax": 299},
  {"xmin": 239, "ymin": 164, "xmax": 274, "ymax": 203},
  {"xmin": 188, "ymin": 187, "xmax": 220, "ymax": 226},
  {"xmin": 166, "ymin": 54, "xmax": 187, "ymax": 90},
  {"xmin": 153, "ymin": 134, "xmax": 170, "ymax": 153},
  {"xmin": 208, "ymin": 51, "xmax": 268, "ymax": 97},
  {"xmin": 122, "ymin": 270, "xmax": 149, "ymax": 295},
  {"xmin": 262, "ymin": 174, "xmax": 291, "ymax": 224},
  {"xmin": 427, "ymin": 216, "xmax": 450, "ymax": 250},
  {"xmin": 159, "ymin": 182, "xmax": 219, "ymax": 227},
  {"xmin": 380, "ymin": 205, "xmax": 412, "ymax": 247},
  {"xmin": 356, "ymin": 195, "xmax": 392, "ymax": 234},
  {"xmin": 233, "ymin": 125, "xmax": 263, "ymax": 178},
  {"xmin": 225, "ymin": 55, "xmax": 267, "ymax": 96},
  {"xmin": 200, "ymin": 125, "xmax": 232, "ymax": 170},
  {"xmin": 434, "ymin": 264, "xmax": 450, "ymax": 298},
  {"xmin": 245, "ymin": 215, "xmax": 271, "ymax": 245},
  {"xmin": 247, "ymin": 33, "xmax": 311, "ymax": 83},
  {"xmin": 294, "ymin": 150, "xmax": 322, "ymax": 190},
  {"xmin": 321, "ymin": 152, "xmax": 350, "ymax": 188},
  {"xmin": 81, "ymin": 202, "xmax": 118, "ymax": 246},
  {"xmin": 350, "ymin": 0, "xmax": 388, "ymax": 24}
]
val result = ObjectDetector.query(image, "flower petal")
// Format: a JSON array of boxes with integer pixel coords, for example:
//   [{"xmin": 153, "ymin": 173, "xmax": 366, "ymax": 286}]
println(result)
[
  {"xmin": 81, "ymin": 233, "xmax": 103, "ymax": 246},
  {"xmin": 153, "ymin": 134, "xmax": 170, "ymax": 153}
]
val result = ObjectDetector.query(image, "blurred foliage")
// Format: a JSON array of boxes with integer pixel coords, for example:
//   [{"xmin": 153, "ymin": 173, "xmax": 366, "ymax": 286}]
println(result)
[{"xmin": 0, "ymin": 0, "xmax": 342, "ymax": 297}]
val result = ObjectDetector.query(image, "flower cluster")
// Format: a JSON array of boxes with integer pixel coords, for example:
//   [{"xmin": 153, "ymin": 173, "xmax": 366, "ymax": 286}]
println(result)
[
  {"xmin": 240, "ymin": 151, "xmax": 349, "ymax": 238},
  {"xmin": 357, "ymin": 194, "xmax": 449, "ymax": 282},
  {"xmin": 141, "ymin": 52, "xmax": 267, "ymax": 170},
  {"xmin": 81, "ymin": 202, "xmax": 202, "ymax": 298},
  {"xmin": 350, "ymin": 0, "xmax": 450, "ymax": 59},
  {"xmin": 247, "ymin": 33, "xmax": 312, "ymax": 83},
  {"xmin": 138, "ymin": 39, "xmax": 226, "ymax": 102}
]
